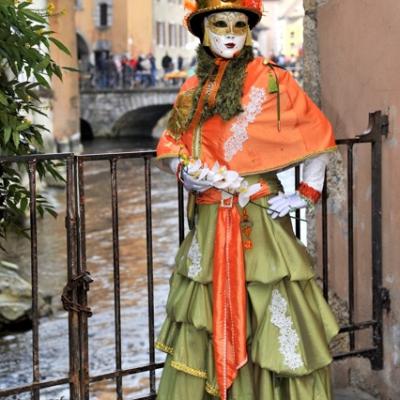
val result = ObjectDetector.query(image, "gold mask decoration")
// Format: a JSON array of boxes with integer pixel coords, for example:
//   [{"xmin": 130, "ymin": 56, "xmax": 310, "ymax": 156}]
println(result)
[{"xmin": 206, "ymin": 11, "xmax": 249, "ymax": 36}]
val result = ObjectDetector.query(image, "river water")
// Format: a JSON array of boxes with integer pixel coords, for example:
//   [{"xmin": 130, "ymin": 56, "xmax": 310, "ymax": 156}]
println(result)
[
  {"xmin": 0, "ymin": 137, "xmax": 303, "ymax": 399},
  {"xmin": 0, "ymin": 138, "xmax": 183, "ymax": 399}
]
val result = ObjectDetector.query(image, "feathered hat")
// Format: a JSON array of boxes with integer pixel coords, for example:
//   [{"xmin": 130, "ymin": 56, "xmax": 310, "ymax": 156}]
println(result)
[{"xmin": 184, "ymin": 0, "xmax": 263, "ymax": 38}]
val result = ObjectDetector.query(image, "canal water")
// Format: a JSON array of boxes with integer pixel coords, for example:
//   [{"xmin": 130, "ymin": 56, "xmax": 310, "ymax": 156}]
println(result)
[
  {"xmin": 0, "ymin": 138, "xmax": 183, "ymax": 399},
  {"xmin": 0, "ymin": 137, "xmax": 303, "ymax": 399}
]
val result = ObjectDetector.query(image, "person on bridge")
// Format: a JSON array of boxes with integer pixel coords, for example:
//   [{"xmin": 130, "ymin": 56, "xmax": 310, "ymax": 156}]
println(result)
[{"xmin": 155, "ymin": 1, "xmax": 340, "ymax": 399}]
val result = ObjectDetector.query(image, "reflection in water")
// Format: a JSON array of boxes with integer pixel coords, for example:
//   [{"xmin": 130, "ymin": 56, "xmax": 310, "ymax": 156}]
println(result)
[{"xmin": 0, "ymin": 138, "xmax": 180, "ymax": 399}]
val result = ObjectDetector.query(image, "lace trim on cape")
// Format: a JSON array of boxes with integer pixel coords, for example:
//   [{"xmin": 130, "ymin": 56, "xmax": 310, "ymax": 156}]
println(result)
[{"xmin": 224, "ymin": 86, "xmax": 267, "ymax": 162}]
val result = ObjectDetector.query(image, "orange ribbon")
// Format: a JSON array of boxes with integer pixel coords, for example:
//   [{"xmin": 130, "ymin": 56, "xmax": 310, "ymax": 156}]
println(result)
[{"xmin": 196, "ymin": 181, "xmax": 271, "ymax": 399}]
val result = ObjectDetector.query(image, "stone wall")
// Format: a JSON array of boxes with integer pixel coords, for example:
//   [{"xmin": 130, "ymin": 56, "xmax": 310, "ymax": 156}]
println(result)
[
  {"xmin": 80, "ymin": 89, "xmax": 178, "ymax": 137},
  {"xmin": 303, "ymin": 0, "xmax": 400, "ymax": 398},
  {"xmin": 50, "ymin": 0, "xmax": 81, "ymax": 152}
]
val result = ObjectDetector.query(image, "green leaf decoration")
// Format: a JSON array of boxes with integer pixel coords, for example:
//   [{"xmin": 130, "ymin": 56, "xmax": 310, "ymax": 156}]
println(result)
[{"xmin": 268, "ymin": 73, "xmax": 279, "ymax": 94}]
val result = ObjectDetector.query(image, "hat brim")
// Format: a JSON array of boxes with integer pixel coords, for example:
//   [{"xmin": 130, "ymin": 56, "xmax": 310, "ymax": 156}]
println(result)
[{"xmin": 187, "ymin": 7, "xmax": 262, "ymax": 39}]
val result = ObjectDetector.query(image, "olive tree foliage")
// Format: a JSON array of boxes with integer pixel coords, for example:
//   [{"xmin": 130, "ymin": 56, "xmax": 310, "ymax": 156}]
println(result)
[{"xmin": 0, "ymin": 1, "xmax": 71, "ymax": 248}]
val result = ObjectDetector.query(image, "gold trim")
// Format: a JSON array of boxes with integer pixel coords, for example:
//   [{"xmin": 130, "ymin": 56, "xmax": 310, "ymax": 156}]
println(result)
[
  {"xmin": 156, "ymin": 341, "xmax": 210, "ymax": 380},
  {"xmin": 155, "ymin": 341, "xmax": 174, "ymax": 355},
  {"xmin": 205, "ymin": 381, "xmax": 219, "ymax": 396},
  {"xmin": 186, "ymin": 1, "xmax": 263, "ymax": 37},
  {"xmin": 171, "ymin": 360, "xmax": 208, "ymax": 379},
  {"xmin": 193, "ymin": 123, "xmax": 203, "ymax": 159},
  {"xmin": 156, "ymin": 153, "xmax": 180, "ymax": 161},
  {"xmin": 188, "ymin": 5, "xmax": 262, "ymax": 28}
]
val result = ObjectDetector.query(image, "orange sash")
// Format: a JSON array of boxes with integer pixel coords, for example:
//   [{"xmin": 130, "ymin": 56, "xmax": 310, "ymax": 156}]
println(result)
[{"xmin": 196, "ymin": 182, "xmax": 271, "ymax": 399}]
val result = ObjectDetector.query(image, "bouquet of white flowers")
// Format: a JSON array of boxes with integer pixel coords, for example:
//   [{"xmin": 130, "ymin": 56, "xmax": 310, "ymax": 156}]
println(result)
[{"xmin": 180, "ymin": 156, "xmax": 261, "ymax": 208}]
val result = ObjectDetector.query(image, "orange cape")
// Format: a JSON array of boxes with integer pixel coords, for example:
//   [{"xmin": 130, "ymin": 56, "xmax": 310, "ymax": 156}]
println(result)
[{"xmin": 156, "ymin": 57, "xmax": 336, "ymax": 174}]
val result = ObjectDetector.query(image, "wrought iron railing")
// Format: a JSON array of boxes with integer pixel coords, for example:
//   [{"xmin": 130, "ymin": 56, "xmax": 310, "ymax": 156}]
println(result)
[{"xmin": 0, "ymin": 111, "xmax": 390, "ymax": 398}]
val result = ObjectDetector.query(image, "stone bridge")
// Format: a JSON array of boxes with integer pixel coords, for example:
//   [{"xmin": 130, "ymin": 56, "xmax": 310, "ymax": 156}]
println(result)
[{"xmin": 80, "ymin": 87, "xmax": 179, "ymax": 138}]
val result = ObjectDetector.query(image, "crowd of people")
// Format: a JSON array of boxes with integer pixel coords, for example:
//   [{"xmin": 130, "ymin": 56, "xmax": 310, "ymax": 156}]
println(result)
[
  {"xmin": 79, "ymin": 50, "xmax": 303, "ymax": 90},
  {"xmin": 80, "ymin": 52, "xmax": 193, "ymax": 90}
]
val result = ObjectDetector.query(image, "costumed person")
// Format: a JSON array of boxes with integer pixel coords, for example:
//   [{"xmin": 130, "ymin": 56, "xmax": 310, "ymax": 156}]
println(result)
[{"xmin": 155, "ymin": 1, "xmax": 340, "ymax": 399}]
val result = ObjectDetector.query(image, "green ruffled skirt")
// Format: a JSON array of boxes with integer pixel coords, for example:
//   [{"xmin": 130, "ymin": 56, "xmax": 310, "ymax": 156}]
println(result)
[{"xmin": 156, "ymin": 173, "xmax": 340, "ymax": 399}]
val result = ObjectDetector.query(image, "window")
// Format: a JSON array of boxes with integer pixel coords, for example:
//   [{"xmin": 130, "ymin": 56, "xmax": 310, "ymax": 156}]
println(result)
[
  {"xmin": 179, "ymin": 26, "xmax": 185, "ymax": 47},
  {"xmin": 157, "ymin": 22, "xmax": 166, "ymax": 46},
  {"xmin": 169, "ymin": 24, "xmax": 177, "ymax": 47},
  {"xmin": 99, "ymin": 3, "xmax": 108, "ymax": 27}
]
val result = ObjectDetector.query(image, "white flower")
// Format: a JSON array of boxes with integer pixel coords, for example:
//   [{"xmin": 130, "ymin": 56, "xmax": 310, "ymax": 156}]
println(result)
[
  {"xmin": 206, "ymin": 161, "xmax": 227, "ymax": 184},
  {"xmin": 198, "ymin": 163, "xmax": 210, "ymax": 180},
  {"xmin": 238, "ymin": 182, "xmax": 261, "ymax": 208},
  {"xmin": 186, "ymin": 159, "xmax": 203, "ymax": 177},
  {"xmin": 180, "ymin": 157, "xmax": 261, "ymax": 206},
  {"xmin": 213, "ymin": 170, "xmax": 242, "ymax": 190}
]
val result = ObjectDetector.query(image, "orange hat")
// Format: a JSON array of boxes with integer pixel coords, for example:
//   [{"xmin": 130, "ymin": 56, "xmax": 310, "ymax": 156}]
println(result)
[{"xmin": 184, "ymin": 0, "xmax": 263, "ymax": 38}]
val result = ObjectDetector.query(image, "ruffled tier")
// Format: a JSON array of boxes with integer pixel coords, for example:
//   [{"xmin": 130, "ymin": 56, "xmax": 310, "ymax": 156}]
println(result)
[
  {"xmin": 156, "ymin": 181, "xmax": 340, "ymax": 399},
  {"xmin": 156, "ymin": 273, "xmax": 339, "ymax": 399},
  {"xmin": 158, "ymin": 352, "xmax": 333, "ymax": 400}
]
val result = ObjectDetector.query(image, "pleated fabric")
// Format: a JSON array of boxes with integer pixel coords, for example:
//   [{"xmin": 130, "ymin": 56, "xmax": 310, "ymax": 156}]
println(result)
[{"xmin": 156, "ymin": 173, "xmax": 340, "ymax": 400}]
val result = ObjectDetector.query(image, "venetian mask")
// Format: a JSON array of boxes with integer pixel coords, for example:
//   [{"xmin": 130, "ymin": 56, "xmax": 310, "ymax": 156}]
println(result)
[{"xmin": 204, "ymin": 11, "xmax": 249, "ymax": 59}]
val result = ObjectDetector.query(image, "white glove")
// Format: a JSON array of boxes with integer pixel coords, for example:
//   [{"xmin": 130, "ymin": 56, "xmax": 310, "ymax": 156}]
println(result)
[
  {"xmin": 267, "ymin": 191, "xmax": 307, "ymax": 219},
  {"xmin": 163, "ymin": 158, "xmax": 212, "ymax": 192},
  {"xmin": 181, "ymin": 168, "xmax": 213, "ymax": 193},
  {"xmin": 267, "ymin": 153, "xmax": 330, "ymax": 219},
  {"xmin": 167, "ymin": 157, "xmax": 180, "ymax": 174},
  {"xmin": 157, "ymin": 157, "xmax": 180, "ymax": 175}
]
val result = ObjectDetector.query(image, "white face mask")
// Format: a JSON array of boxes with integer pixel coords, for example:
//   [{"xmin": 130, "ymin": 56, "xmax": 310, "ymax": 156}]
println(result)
[{"xmin": 204, "ymin": 11, "xmax": 249, "ymax": 59}]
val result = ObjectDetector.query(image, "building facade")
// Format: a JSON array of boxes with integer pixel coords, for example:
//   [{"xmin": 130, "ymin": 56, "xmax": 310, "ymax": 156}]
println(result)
[
  {"xmin": 152, "ymin": 0, "xmax": 198, "ymax": 70},
  {"xmin": 75, "ymin": 0, "xmax": 154, "ymax": 68},
  {"xmin": 257, "ymin": 0, "xmax": 304, "ymax": 60},
  {"xmin": 75, "ymin": 0, "xmax": 197, "ymax": 72},
  {"xmin": 28, "ymin": 0, "xmax": 81, "ymax": 151}
]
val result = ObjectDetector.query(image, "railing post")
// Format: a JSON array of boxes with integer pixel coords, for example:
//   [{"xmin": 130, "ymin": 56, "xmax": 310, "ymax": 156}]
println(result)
[
  {"xmin": 76, "ymin": 157, "xmax": 91, "ymax": 399},
  {"xmin": 28, "ymin": 160, "xmax": 40, "ymax": 400},
  {"xmin": 358, "ymin": 111, "xmax": 389, "ymax": 370},
  {"xmin": 110, "ymin": 158, "xmax": 123, "ymax": 399},
  {"xmin": 66, "ymin": 155, "xmax": 81, "ymax": 400},
  {"xmin": 178, "ymin": 182, "xmax": 185, "ymax": 245},
  {"xmin": 144, "ymin": 156, "xmax": 156, "ymax": 395}
]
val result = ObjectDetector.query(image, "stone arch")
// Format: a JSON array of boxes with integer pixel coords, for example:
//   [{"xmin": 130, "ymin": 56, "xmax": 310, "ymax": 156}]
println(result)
[
  {"xmin": 112, "ymin": 104, "xmax": 172, "ymax": 137},
  {"xmin": 80, "ymin": 88, "xmax": 179, "ymax": 137},
  {"xmin": 80, "ymin": 118, "xmax": 94, "ymax": 141}
]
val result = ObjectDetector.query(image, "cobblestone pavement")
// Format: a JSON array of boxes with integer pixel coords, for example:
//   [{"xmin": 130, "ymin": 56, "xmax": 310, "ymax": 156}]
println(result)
[{"xmin": 335, "ymin": 387, "xmax": 377, "ymax": 400}]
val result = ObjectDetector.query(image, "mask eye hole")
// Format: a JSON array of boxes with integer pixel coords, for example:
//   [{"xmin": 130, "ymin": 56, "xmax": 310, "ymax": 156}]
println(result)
[
  {"xmin": 213, "ymin": 20, "xmax": 228, "ymax": 28},
  {"xmin": 235, "ymin": 21, "xmax": 247, "ymax": 28}
]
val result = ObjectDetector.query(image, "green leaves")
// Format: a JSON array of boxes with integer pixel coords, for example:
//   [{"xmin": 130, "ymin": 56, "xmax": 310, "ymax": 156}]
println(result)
[
  {"xmin": 49, "ymin": 37, "xmax": 71, "ymax": 56},
  {"xmin": 0, "ymin": 2, "xmax": 72, "ymax": 245}
]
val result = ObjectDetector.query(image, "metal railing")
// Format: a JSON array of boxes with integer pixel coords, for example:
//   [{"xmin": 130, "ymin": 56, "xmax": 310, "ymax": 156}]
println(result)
[
  {"xmin": 0, "ymin": 150, "xmax": 174, "ymax": 399},
  {"xmin": 322, "ymin": 111, "xmax": 390, "ymax": 369},
  {"xmin": 0, "ymin": 111, "xmax": 389, "ymax": 398}
]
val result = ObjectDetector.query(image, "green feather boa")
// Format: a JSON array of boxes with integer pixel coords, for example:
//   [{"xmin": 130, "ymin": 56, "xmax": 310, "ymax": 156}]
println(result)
[{"xmin": 187, "ymin": 45, "xmax": 254, "ymax": 126}]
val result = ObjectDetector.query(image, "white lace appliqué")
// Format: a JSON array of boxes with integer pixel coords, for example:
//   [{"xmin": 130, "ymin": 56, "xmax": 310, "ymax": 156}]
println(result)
[
  {"xmin": 269, "ymin": 289, "xmax": 304, "ymax": 370},
  {"xmin": 187, "ymin": 235, "xmax": 202, "ymax": 279},
  {"xmin": 224, "ymin": 86, "xmax": 266, "ymax": 162}
]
